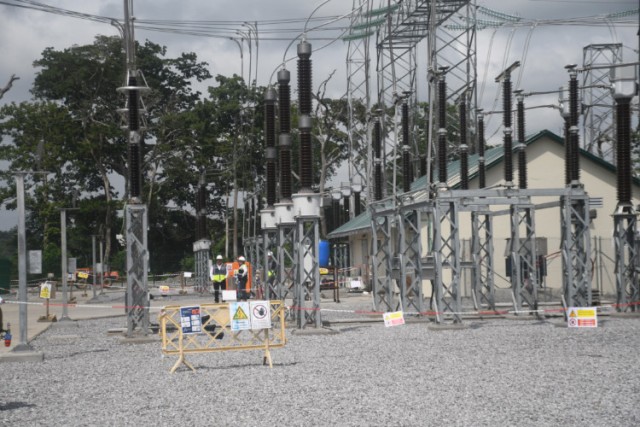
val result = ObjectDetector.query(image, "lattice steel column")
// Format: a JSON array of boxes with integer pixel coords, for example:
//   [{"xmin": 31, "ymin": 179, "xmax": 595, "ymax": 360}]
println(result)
[
  {"xmin": 614, "ymin": 212, "xmax": 639, "ymax": 312},
  {"xmin": 262, "ymin": 228, "xmax": 278, "ymax": 299},
  {"xmin": 371, "ymin": 204, "xmax": 395, "ymax": 312},
  {"xmin": 276, "ymin": 224, "xmax": 295, "ymax": 300},
  {"xmin": 193, "ymin": 240, "xmax": 211, "ymax": 294},
  {"xmin": 126, "ymin": 204, "xmax": 149, "ymax": 335},
  {"xmin": 471, "ymin": 209, "xmax": 495, "ymax": 311},
  {"xmin": 398, "ymin": 206, "xmax": 424, "ymax": 313},
  {"xmin": 431, "ymin": 196, "xmax": 462, "ymax": 323},
  {"xmin": 293, "ymin": 215, "xmax": 321, "ymax": 328},
  {"xmin": 509, "ymin": 203, "xmax": 538, "ymax": 314},
  {"xmin": 560, "ymin": 191, "xmax": 592, "ymax": 307}
]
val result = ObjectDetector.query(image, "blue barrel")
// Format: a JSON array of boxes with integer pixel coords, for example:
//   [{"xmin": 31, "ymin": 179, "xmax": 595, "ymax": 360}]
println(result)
[{"xmin": 319, "ymin": 240, "xmax": 330, "ymax": 268}]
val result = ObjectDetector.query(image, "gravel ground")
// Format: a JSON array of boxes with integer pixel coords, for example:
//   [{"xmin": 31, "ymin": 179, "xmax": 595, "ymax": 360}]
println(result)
[{"xmin": 1, "ymin": 293, "xmax": 639, "ymax": 426}]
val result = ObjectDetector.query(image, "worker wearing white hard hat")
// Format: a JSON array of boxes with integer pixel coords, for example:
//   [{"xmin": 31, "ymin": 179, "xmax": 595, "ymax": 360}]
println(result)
[{"xmin": 210, "ymin": 255, "xmax": 226, "ymax": 303}]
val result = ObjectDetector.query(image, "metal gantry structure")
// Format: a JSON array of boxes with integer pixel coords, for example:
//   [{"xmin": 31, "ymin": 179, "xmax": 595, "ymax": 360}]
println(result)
[
  {"xmin": 368, "ymin": 0, "xmax": 478, "ymax": 321},
  {"xmin": 359, "ymin": 0, "xmax": 602, "ymax": 324}
]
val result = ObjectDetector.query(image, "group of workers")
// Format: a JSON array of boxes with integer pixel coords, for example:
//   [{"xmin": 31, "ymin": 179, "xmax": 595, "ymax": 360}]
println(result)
[{"xmin": 209, "ymin": 252, "xmax": 276, "ymax": 303}]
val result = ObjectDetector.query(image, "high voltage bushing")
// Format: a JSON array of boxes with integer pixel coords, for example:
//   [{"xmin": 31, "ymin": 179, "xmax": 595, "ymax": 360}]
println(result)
[
  {"xmin": 278, "ymin": 69, "xmax": 293, "ymax": 200},
  {"xmin": 502, "ymin": 77, "xmax": 513, "ymax": 184},
  {"xmin": 373, "ymin": 118, "xmax": 383, "ymax": 201},
  {"xmin": 564, "ymin": 117, "xmax": 571, "ymax": 186},
  {"xmin": 332, "ymin": 198, "xmax": 341, "ymax": 228},
  {"xmin": 127, "ymin": 74, "xmax": 142, "ymax": 199},
  {"xmin": 299, "ymin": 115, "xmax": 313, "ymax": 190},
  {"xmin": 515, "ymin": 90, "xmax": 527, "ymax": 190},
  {"xmin": 459, "ymin": 99, "xmax": 469, "ymax": 190},
  {"xmin": 616, "ymin": 98, "xmax": 632, "ymax": 205},
  {"xmin": 278, "ymin": 69, "xmax": 291, "ymax": 134},
  {"xmin": 196, "ymin": 175, "xmax": 206, "ymax": 240},
  {"xmin": 297, "ymin": 41, "xmax": 313, "ymax": 192},
  {"xmin": 567, "ymin": 65, "xmax": 581, "ymax": 184},
  {"xmin": 297, "ymin": 41, "xmax": 312, "ymax": 116},
  {"xmin": 401, "ymin": 101, "xmax": 411, "ymax": 193},
  {"xmin": 477, "ymin": 111, "xmax": 486, "ymax": 189},
  {"xmin": 437, "ymin": 71, "xmax": 448, "ymax": 185},
  {"xmin": 264, "ymin": 87, "xmax": 277, "ymax": 207}
]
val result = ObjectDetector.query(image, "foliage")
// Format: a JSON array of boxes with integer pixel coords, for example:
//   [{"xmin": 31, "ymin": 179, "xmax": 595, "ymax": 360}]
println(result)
[{"xmin": 0, "ymin": 36, "xmax": 353, "ymax": 274}]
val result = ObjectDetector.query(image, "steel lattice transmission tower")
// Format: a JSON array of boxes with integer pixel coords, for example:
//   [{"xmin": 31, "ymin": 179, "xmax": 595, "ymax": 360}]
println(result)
[
  {"xmin": 582, "ymin": 43, "xmax": 622, "ymax": 163},
  {"xmin": 345, "ymin": 0, "xmax": 375, "ymax": 211}
]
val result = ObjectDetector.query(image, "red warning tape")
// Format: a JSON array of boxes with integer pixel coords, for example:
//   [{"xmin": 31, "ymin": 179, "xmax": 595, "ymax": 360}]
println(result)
[{"xmin": 2, "ymin": 299, "xmax": 639, "ymax": 318}]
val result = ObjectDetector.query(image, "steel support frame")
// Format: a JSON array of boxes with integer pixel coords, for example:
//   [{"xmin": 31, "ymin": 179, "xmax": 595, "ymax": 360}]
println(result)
[
  {"xmin": 471, "ymin": 209, "xmax": 496, "ymax": 311},
  {"xmin": 332, "ymin": 241, "xmax": 349, "ymax": 289},
  {"xmin": 614, "ymin": 212, "xmax": 639, "ymax": 312},
  {"xmin": 262, "ymin": 229, "xmax": 278, "ymax": 299},
  {"xmin": 371, "ymin": 205, "xmax": 396, "ymax": 312},
  {"xmin": 293, "ymin": 216, "xmax": 321, "ymax": 328},
  {"xmin": 431, "ymin": 196, "xmax": 462, "ymax": 323},
  {"xmin": 126, "ymin": 203, "xmax": 149, "ymax": 336},
  {"xmin": 193, "ymin": 240, "xmax": 211, "ymax": 294},
  {"xmin": 560, "ymin": 191, "xmax": 592, "ymax": 307},
  {"xmin": 277, "ymin": 223, "xmax": 295, "ymax": 302},
  {"xmin": 509, "ymin": 202, "xmax": 538, "ymax": 314},
  {"xmin": 397, "ymin": 207, "xmax": 424, "ymax": 313}
]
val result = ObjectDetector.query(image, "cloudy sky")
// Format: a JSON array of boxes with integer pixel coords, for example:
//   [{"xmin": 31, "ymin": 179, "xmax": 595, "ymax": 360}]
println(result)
[{"xmin": 0, "ymin": 0, "xmax": 638, "ymax": 228}]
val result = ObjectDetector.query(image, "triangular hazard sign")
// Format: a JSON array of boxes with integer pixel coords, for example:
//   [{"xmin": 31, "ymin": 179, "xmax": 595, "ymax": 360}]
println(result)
[
  {"xmin": 569, "ymin": 310, "xmax": 576, "ymax": 317},
  {"xmin": 234, "ymin": 306, "xmax": 248, "ymax": 320}
]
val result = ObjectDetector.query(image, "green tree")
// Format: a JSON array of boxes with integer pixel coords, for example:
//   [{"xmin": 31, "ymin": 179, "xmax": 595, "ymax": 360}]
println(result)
[{"xmin": 0, "ymin": 35, "xmax": 212, "ymax": 273}]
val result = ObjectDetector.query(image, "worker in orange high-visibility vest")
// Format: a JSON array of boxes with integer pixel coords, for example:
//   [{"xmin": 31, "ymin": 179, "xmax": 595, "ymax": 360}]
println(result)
[{"xmin": 235, "ymin": 256, "xmax": 250, "ymax": 301}]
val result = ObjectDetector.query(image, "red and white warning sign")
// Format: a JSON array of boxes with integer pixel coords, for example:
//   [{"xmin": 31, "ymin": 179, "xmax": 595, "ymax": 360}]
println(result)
[{"xmin": 567, "ymin": 307, "xmax": 597, "ymax": 328}]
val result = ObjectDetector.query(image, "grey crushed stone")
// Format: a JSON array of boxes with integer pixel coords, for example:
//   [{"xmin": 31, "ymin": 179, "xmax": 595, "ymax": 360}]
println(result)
[{"xmin": 1, "ymin": 294, "xmax": 639, "ymax": 426}]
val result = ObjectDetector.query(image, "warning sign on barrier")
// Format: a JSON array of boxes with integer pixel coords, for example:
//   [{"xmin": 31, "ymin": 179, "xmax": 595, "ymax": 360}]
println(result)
[
  {"xmin": 180, "ymin": 306, "xmax": 202, "ymax": 334},
  {"xmin": 250, "ymin": 301, "xmax": 271, "ymax": 330},
  {"xmin": 160, "ymin": 301, "xmax": 287, "ymax": 372},
  {"xmin": 39, "ymin": 282, "xmax": 52, "ymax": 299},
  {"xmin": 567, "ymin": 307, "xmax": 597, "ymax": 328},
  {"xmin": 383, "ymin": 311, "xmax": 405, "ymax": 327},
  {"xmin": 230, "ymin": 302, "xmax": 251, "ymax": 331}
]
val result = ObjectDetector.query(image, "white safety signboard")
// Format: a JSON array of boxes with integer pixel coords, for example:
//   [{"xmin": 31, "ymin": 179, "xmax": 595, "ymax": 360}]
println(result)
[
  {"xmin": 383, "ymin": 311, "xmax": 405, "ymax": 327},
  {"xmin": 222, "ymin": 290, "xmax": 237, "ymax": 301},
  {"xmin": 250, "ymin": 301, "xmax": 272, "ymax": 330},
  {"xmin": 230, "ymin": 302, "xmax": 251, "ymax": 331},
  {"xmin": 567, "ymin": 307, "xmax": 597, "ymax": 328}
]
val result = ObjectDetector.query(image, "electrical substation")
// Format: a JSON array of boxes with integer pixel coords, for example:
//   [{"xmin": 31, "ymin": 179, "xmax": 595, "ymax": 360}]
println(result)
[
  {"xmin": 4, "ymin": 2, "xmax": 640, "ymax": 424},
  {"xmin": 229, "ymin": 1, "xmax": 640, "ymax": 328},
  {"xmin": 3, "ymin": 0, "xmax": 640, "ymax": 356}
]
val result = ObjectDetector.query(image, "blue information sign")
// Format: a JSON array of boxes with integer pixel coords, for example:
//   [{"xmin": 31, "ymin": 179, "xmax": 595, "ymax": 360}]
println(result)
[{"xmin": 180, "ymin": 305, "xmax": 202, "ymax": 334}]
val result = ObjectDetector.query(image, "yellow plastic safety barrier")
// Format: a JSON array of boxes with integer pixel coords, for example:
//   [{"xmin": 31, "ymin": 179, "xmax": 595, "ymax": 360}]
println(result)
[{"xmin": 159, "ymin": 300, "xmax": 287, "ymax": 373}]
